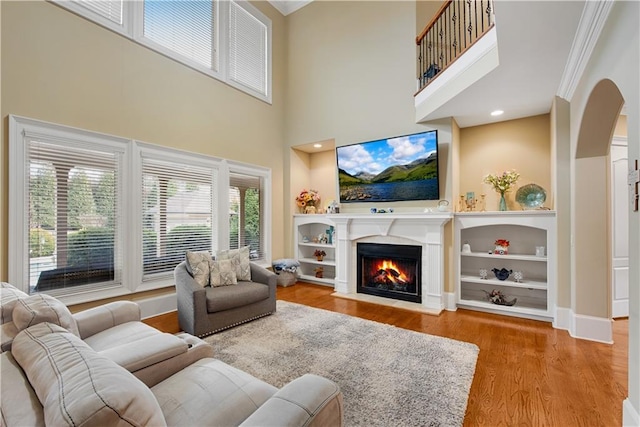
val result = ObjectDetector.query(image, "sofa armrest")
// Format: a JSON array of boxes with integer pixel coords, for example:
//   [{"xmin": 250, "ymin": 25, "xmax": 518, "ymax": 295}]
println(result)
[
  {"xmin": 73, "ymin": 301, "xmax": 141, "ymax": 340},
  {"xmin": 99, "ymin": 333, "xmax": 188, "ymax": 373},
  {"xmin": 250, "ymin": 263, "xmax": 277, "ymax": 303},
  {"xmin": 174, "ymin": 261, "xmax": 208, "ymax": 336},
  {"xmin": 240, "ymin": 374, "xmax": 343, "ymax": 427}
]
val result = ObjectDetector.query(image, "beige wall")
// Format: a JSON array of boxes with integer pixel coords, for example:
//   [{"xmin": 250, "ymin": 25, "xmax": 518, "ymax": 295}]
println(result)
[
  {"xmin": 568, "ymin": 0, "xmax": 639, "ymax": 413},
  {"xmin": 416, "ymin": 0, "xmax": 444, "ymax": 38},
  {"xmin": 459, "ymin": 114, "xmax": 552, "ymax": 211},
  {"xmin": 309, "ymin": 149, "xmax": 338, "ymax": 209},
  {"xmin": 284, "ymin": 0, "xmax": 448, "ymax": 256},
  {"xmin": 551, "ymin": 97, "xmax": 572, "ymax": 309},
  {"xmin": 0, "ymin": 0, "xmax": 287, "ymax": 281}
]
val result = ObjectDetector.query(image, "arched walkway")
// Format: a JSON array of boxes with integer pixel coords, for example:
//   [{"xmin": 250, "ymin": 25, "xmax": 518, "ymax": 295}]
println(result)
[{"xmin": 573, "ymin": 79, "xmax": 624, "ymax": 339}]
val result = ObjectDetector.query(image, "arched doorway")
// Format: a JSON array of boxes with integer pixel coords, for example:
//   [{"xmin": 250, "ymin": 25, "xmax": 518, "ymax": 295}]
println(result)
[{"xmin": 574, "ymin": 79, "xmax": 625, "ymax": 341}]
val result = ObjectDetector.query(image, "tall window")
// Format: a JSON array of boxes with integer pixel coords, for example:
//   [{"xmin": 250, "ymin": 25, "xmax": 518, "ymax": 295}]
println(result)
[
  {"xmin": 229, "ymin": 171, "xmax": 265, "ymax": 261},
  {"xmin": 141, "ymin": 157, "xmax": 217, "ymax": 278},
  {"xmin": 52, "ymin": 0, "xmax": 271, "ymax": 103},
  {"xmin": 10, "ymin": 118, "xmax": 126, "ymax": 296},
  {"xmin": 10, "ymin": 116, "xmax": 271, "ymax": 303}
]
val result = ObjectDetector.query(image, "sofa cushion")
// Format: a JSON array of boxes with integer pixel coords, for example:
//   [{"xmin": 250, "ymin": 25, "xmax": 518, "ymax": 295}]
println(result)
[
  {"xmin": 0, "ymin": 351, "xmax": 45, "ymax": 426},
  {"xmin": 186, "ymin": 251, "xmax": 213, "ymax": 287},
  {"xmin": 1, "ymin": 282, "xmax": 28, "ymax": 324},
  {"xmin": 152, "ymin": 358, "xmax": 277, "ymax": 426},
  {"xmin": 217, "ymin": 246, "xmax": 251, "ymax": 281},
  {"xmin": 83, "ymin": 320, "xmax": 162, "ymax": 352},
  {"xmin": 205, "ymin": 282, "xmax": 269, "ymax": 313},
  {"xmin": 209, "ymin": 259, "xmax": 238, "ymax": 287},
  {"xmin": 1, "ymin": 321, "xmax": 19, "ymax": 352},
  {"xmin": 11, "ymin": 322, "xmax": 167, "ymax": 427},
  {"xmin": 12, "ymin": 294, "xmax": 80, "ymax": 337}
]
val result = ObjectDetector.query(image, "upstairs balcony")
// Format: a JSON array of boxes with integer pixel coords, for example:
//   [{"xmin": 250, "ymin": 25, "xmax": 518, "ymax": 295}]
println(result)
[
  {"xmin": 415, "ymin": 0, "xmax": 498, "ymax": 123},
  {"xmin": 414, "ymin": 1, "xmax": 585, "ymax": 127}
]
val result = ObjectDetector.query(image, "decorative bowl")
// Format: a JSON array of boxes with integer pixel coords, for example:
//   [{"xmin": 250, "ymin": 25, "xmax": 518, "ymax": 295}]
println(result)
[
  {"xmin": 515, "ymin": 183, "xmax": 547, "ymax": 210},
  {"xmin": 492, "ymin": 268, "xmax": 512, "ymax": 281}
]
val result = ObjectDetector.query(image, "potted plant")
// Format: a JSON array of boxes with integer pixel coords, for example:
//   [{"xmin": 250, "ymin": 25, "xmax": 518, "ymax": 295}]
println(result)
[{"xmin": 314, "ymin": 249, "xmax": 326, "ymax": 261}]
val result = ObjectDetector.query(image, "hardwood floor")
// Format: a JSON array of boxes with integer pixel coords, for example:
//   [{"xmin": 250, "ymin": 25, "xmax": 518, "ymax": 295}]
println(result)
[{"xmin": 145, "ymin": 282, "xmax": 628, "ymax": 426}]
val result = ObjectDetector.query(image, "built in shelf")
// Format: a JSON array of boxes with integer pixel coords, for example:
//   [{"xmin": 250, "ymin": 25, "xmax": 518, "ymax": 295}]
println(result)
[
  {"xmin": 299, "ymin": 257, "xmax": 336, "ymax": 267},
  {"xmin": 298, "ymin": 274, "xmax": 334, "ymax": 286},
  {"xmin": 461, "ymin": 252, "xmax": 547, "ymax": 262},
  {"xmin": 460, "ymin": 275, "xmax": 547, "ymax": 290},
  {"xmin": 298, "ymin": 242, "xmax": 335, "ymax": 249}
]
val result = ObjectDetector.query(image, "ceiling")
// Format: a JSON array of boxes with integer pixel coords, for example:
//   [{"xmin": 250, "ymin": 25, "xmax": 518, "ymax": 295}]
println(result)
[{"xmin": 421, "ymin": 0, "xmax": 586, "ymax": 128}]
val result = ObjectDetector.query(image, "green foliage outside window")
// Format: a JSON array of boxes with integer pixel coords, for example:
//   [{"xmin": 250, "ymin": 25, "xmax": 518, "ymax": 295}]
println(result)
[{"xmin": 29, "ymin": 228, "xmax": 55, "ymax": 258}]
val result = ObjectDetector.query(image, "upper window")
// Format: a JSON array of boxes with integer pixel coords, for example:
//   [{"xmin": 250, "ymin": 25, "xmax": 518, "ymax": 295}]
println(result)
[
  {"xmin": 141, "ymin": 0, "xmax": 217, "ymax": 71},
  {"xmin": 52, "ymin": 0, "xmax": 271, "ymax": 103}
]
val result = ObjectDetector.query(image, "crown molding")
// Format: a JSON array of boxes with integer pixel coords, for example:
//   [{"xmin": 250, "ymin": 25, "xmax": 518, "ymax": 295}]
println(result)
[
  {"xmin": 556, "ymin": 0, "xmax": 615, "ymax": 101},
  {"xmin": 267, "ymin": 0, "xmax": 313, "ymax": 16}
]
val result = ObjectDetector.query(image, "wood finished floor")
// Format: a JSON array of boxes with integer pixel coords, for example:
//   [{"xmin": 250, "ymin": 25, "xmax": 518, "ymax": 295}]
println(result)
[{"xmin": 144, "ymin": 282, "xmax": 628, "ymax": 426}]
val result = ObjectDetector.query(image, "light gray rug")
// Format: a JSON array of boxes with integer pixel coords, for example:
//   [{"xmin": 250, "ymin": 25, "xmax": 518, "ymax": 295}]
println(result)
[{"xmin": 206, "ymin": 301, "xmax": 479, "ymax": 427}]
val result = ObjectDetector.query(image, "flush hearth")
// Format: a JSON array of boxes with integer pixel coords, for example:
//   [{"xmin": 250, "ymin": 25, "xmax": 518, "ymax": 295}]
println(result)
[{"xmin": 357, "ymin": 243, "xmax": 422, "ymax": 303}]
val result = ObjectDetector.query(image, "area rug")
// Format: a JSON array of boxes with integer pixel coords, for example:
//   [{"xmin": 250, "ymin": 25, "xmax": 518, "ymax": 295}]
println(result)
[{"xmin": 205, "ymin": 301, "xmax": 478, "ymax": 427}]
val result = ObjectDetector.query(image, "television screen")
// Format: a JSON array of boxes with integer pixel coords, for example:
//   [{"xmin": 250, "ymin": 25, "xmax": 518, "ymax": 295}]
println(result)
[{"xmin": 336, "ymin": 130, "xmax": 439, "ymax": 203}]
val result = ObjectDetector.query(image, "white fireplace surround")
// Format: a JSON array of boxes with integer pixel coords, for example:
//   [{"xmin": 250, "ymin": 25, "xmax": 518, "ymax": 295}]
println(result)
[{"xmin": 330, "ymin": 213, "xmax": 453, "ymax": 313}]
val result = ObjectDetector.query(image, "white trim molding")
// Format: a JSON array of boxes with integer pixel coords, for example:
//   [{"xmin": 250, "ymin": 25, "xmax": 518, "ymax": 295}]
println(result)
[
  {"xmin": 553, "ymin": 307, "xmax": 613, "ymax": 344},
  {"xmin": 556, "ymin": 0, "xmax": 615, "ymax": 100},
  {"xmin": 623, "ymin": 398, "xmax": 640, "ymax": 427}
]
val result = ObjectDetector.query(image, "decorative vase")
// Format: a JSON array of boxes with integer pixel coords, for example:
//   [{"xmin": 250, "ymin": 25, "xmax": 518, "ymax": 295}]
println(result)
[
  {"xmin": 305, "ymin": 205, "xmax": 317, "ymax": 214},
  {"xmin": 316, "ymin": 255, "xmax": 324, "ymax": 262},
  {"xmin": 499, "ymin": 193, "xmax": 507, "ymax": 211}
]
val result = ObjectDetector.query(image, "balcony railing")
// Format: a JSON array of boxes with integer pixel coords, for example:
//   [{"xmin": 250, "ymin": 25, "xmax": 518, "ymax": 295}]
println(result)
[{"xmin": 416, "ymin": 0, "xmax": 495, "ymax": 94}]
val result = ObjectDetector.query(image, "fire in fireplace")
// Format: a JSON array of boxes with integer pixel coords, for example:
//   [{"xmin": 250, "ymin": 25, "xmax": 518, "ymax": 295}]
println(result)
[{"xmin": 357, "ymin": 243, "xmax": 422, "ymax": 303}]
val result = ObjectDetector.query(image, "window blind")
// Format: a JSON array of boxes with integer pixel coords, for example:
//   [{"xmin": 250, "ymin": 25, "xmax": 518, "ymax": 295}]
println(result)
[
  {"xmin": 228, "ymin": 0, "xmax": 267, "ymax": 96},
  {"xmin": 143, "ymin": 0, "xmax": 216, "ymax": 70},
  {"xmin": 229, "ymin": 172, "xmax": 263, "ymax": 261},
  {"xmin": 75, "ymin": 0, "xmax": 124, "ymax": 25},
  {"xmin": 142, "ymin": 157, "xmax": 216, "ymax": 277},
  {"xmin": 28, "ymin": 139, "xmax": 121, "ymax": 293}
]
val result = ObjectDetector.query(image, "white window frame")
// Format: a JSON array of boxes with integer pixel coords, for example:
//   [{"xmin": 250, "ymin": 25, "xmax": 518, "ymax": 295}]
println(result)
[
  {"xmin": 132, "ymin": 141, "xmax": 223, "ymax": 291},
  {"xmin": 8, "ymin": 115, "xmax": 132, "ymax": 305},
  {"xmin": 226, "ymin": 159, "xmax": 272, "ymax": 267},
  {"xmin": 50, "ymin": 0, "xmax": 272, "ymax": 104},
  {"xmin": 9, "ymin": 115, "xmax": 273, "ymax": 304}
]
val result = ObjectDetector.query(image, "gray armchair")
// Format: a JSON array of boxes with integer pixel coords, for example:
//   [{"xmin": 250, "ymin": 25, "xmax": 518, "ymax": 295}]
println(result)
[{"xmin": 174, "ymin": 261, "xmax": 277, "ymax": 337}]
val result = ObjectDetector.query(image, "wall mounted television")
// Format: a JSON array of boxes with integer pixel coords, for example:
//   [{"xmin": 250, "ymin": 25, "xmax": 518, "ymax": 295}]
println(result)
[{"xmin": 336, "ymin": 130, "xmax": 439, "ymax": 203}]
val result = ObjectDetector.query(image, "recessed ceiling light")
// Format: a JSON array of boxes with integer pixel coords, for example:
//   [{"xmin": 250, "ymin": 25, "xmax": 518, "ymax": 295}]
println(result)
[
  {"xmin": 313, "ymin": 143, "xmax": 322, "ymax": 148},
  {"xmin": 491, "ymin": 110, "xmax": 504, "ymax": 116}
]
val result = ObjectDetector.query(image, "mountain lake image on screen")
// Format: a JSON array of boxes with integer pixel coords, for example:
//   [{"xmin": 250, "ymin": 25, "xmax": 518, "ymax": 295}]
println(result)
[{"xmin": 336, "ymin": 130, "xmax": 439, "ymax": 203}]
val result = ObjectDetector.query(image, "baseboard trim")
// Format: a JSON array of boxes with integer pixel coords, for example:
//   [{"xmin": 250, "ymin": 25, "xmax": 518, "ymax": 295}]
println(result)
[
  {"xmin": 444, "ymin": 292, "xmax": 457, "ymax": 311},
  {"xmin": 552, "ymin": 307, "xmax": 613, "ymax": 344},
  {"xmin": 138, "ymin": 293, "xmax": 177, "ymax": 319},
  {"xmin": 623, "ymin": 398, "xmax": 640, "ymax": 427},
  {"xmin": 553, "ymin": 306, "xmax": 572, "ymax": 331}
]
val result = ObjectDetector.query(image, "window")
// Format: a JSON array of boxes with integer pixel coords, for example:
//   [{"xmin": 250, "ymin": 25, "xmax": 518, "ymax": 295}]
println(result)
[
  {"xmin": 141, "ymin": 155, "xmax": 218, "ymax": 279},
  {"xmin": 229, "ymin": 172, "xmax": 261, "ymax": 259},
  {"xmin": 141, "ymin": 0, "xmax": 217, "ymax": 71},
  {"xmin": 52, "ymin": 0, "xmax": 271, "ymax": 103},
  {"xmin": 9, "ymin": 116, "xmax": 128, "ymax": 297},
  {"xmin": 9, "ymin": 116, "xmax": 271, "ymax": 303},
  {"xmin": 227, "ymin": 0, "xmax": 270, "ymax": 98}
]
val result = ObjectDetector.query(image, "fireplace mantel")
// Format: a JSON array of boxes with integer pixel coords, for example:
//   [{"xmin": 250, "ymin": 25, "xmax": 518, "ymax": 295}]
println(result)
[{"xmin": 329, "ymin": 213, "xmax": 452, "ymax": 313}]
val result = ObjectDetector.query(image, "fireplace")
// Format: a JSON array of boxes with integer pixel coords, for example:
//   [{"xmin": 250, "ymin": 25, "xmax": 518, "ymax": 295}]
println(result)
[{"xmin": 357, "ymin": 243, "xmax": 422, "ymax": 303}]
